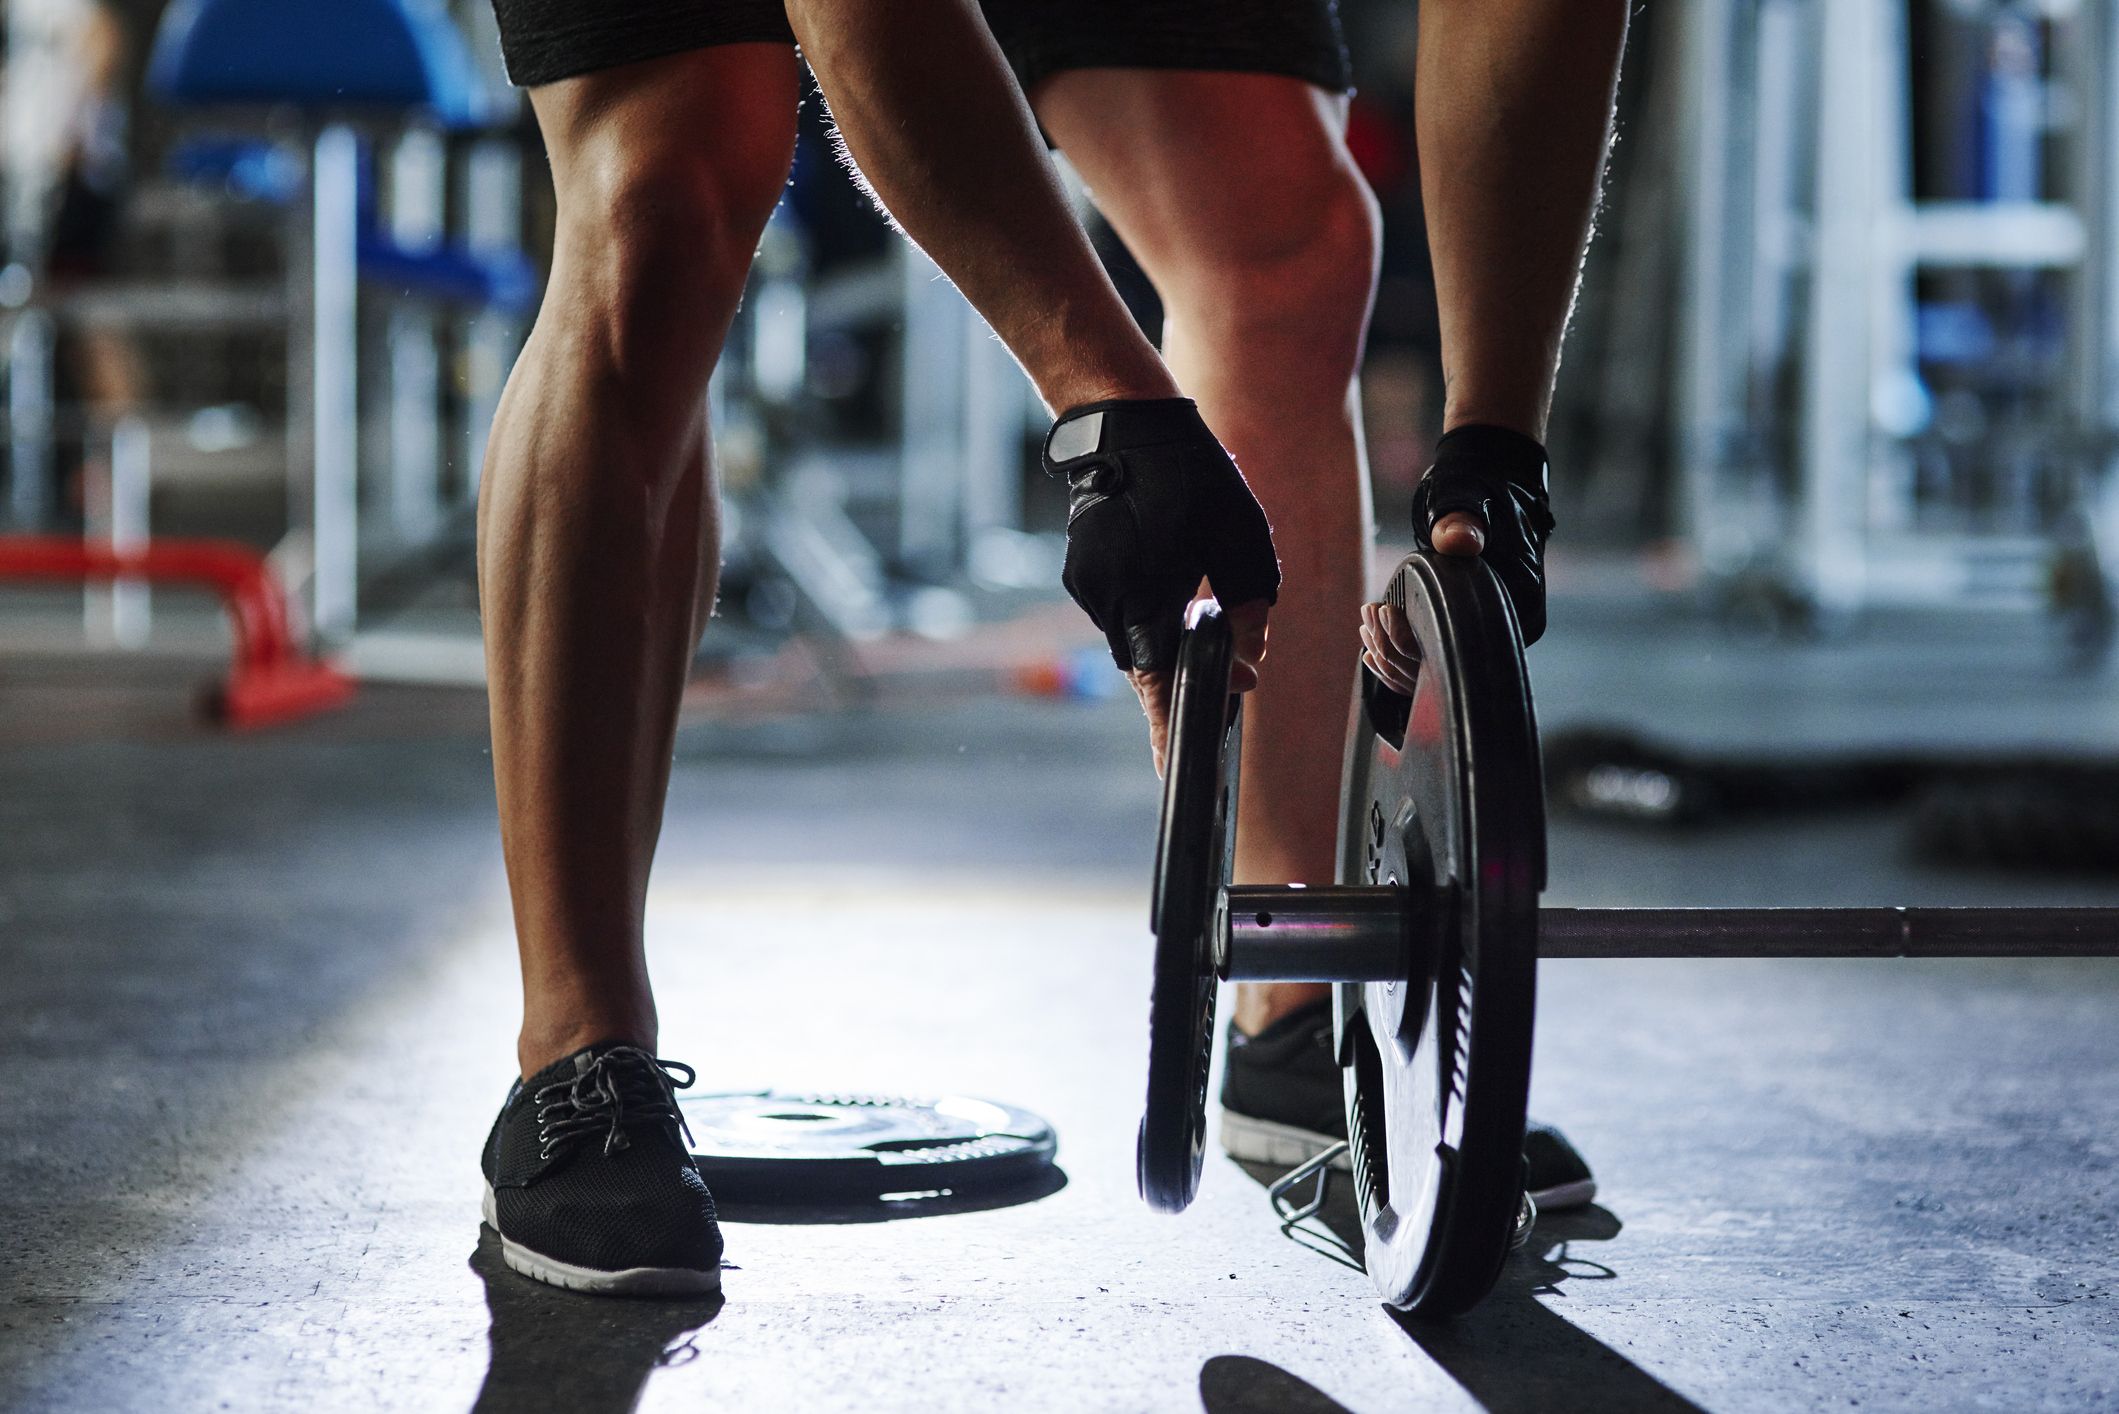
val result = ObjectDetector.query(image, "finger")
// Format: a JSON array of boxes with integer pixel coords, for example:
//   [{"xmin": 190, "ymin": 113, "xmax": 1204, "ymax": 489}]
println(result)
[
  {"xmin": 1362, "ymin": 637, "xmax": 1419, "ymax": 698},
  {"xmin": 1368, "ymin": 608, "xmax": 1422, "ymax": 695},
  {"xmin": 1375, "ymin": 658, "xmax": 1419, "ymax": 698},
  {"xmin": 1358, "ymin": 611, "xmax": 1394, "ymax": 682},
  {"xmin": 1120, "ymin": 592, "xmax": 1187, "ymax": 675},
  {"xmin": 1360, "ymin": 604, "xmax": 1391, "ymax": 661},
  {"xmin": 1371, "ymin": 658, "xmax": 1418, "ymax": 698},
  {"xmin": 1224, "ymin": 598, "xmax": 1270, "ymax": 694},
  {"xmin": 1130, "ymin": 666, "xmax": 1173, "ymax": 777},
  {"xmin": 1379, "ymin": 601, "xmax": 1422, "ymax": 664},
  {"xmin": 1359, "ymin": 620, "xmax": 1387, "ymax": 672},
  {"xmin": 1359, "ymin": 599, "xmax": 1420, "ymax": 695},
  {"xmin": 1431, "ymin": 511, "xmax": 1486, "ymax": 557}
]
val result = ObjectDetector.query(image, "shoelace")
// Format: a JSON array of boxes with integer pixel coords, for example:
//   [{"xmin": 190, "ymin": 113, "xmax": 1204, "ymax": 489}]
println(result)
[{"xmin": 532, "ymin": 1047, "xmax": 696, "ymax": 1161}]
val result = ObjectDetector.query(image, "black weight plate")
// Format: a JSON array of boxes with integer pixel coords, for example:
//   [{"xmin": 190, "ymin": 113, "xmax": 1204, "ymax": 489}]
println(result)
[
  {"xmin": 1336, "ymin": 552, "xmax": 1543, "ymax": 1316},
  {"xmin": 682, "ymin": 1092, "xmax": 1057, "ymax": 1203},
  {"xmin": 1138, "ymin": 601, "xmax": 1242, "ymax": 1213}
]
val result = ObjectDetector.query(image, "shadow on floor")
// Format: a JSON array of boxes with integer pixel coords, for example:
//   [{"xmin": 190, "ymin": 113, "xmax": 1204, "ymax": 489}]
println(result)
[
  {"xmin": 1393, "ymin": 1207, "xmax": 1706, "ymax": 1414},
  {"xmin": 1240, "ymin": 1161, "xmax": 1704, "ymax": 1414},
  {"xmin": 469, "ymin": 1231, "xmax": 723, "ymax": 1414},
  {"xmin": 1199, "ymin": 1354, "xmax": 1355, "ymax": 1413},
  {"xmin": 713, "ymin": 1164, "xmax": 1069, "ymax": 1225}
]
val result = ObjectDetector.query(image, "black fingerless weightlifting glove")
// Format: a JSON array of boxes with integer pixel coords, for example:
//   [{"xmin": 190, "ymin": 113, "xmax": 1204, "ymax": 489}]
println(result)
[
  {"xmin": 1411, "ymin": 423, "xmax": 1557, "ymax": 645},
  {"xmin": 1044, "ymin": 397, "xmax": 1280, "ymax": 673}
]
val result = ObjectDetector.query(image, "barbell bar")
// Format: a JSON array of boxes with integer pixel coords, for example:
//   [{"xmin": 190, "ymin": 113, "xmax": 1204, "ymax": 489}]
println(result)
[{"xmin": 1218, "ymin": 886, "xmax": 2119, "ymax": 979}]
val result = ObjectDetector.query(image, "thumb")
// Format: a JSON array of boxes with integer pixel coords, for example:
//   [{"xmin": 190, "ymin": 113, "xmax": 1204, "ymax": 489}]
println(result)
[{"xmin": 1431, "ymin": 511, "xmax": 1486, "ymax": 557}]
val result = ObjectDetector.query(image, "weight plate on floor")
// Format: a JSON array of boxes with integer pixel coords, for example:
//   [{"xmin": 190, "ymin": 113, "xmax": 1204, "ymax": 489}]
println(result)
[
  {"xmin": 681, "ymin": 1092, "xmax": 1057, "ymax": 1203},
  {"xmin": 1337, "ymin": 551, "xmax": 1543, "ymax": 1315},
  {"xmin": 1138, "ymin": 601, "xmax": 1242, "ymax": 1213}
]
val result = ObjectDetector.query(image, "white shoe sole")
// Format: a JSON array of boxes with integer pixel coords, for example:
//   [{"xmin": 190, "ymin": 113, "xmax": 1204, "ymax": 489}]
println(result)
[
  {"xmin": 1218, "ymin": 1110, "xmax": 1352, "ymax": 1171},
  {"xmin": 481, "ymin": 1182, "xmax": 722, "ymax": 1297}
]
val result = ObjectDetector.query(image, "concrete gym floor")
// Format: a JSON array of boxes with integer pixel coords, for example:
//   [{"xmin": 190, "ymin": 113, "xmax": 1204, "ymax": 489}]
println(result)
[{"xmin": 3, "ymin": 584, "xmax": 2118, "ymax": 1412}]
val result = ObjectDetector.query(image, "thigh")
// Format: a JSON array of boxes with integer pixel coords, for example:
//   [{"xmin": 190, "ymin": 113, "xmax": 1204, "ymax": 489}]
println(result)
[
  {"xmin": 495, "ymin": 0, "xmax": 802, "ymax": 215},
  {"xmin": 1032, "ymin": 70, "xmax": 1358, "ymax": 283},
  {"xmin": 527, "ymin": 43, "xmax": 802, "ymax": 228}
]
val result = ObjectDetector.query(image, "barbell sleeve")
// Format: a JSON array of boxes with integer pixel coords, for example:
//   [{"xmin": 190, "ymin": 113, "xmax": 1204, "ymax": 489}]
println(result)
[{"xmin": 1219, "ymin": 885, "xmax": 1411, "ymax": 982}]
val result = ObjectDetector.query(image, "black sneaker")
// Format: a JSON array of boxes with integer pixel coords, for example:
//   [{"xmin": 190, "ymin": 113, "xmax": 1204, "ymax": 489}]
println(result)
[
  {"xmin": 1218, "ymin": 1003, "xmax": 1349, "ymax": 1171},
  {"xmin": 1218, "ymin": 1001, "xmax": 1597, "ymax": 1210},
  {"xmin": 480, "ymin": 1042, "xmax": 723, "ymax": 1296}
]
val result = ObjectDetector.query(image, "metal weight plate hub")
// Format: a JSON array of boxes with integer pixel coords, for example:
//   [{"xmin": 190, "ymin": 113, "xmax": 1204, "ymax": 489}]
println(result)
[
  {"xmin": 682, "ymin": 1092, "xmax": 1057, "ymax": 1203},
  {"xmin": 1336, "ymin": 552, "xmax": 1544, "ymax": 1316},
  {"xmin": 1138, "ymin": 601, "xmax": 1243, "ymax": 1213}
]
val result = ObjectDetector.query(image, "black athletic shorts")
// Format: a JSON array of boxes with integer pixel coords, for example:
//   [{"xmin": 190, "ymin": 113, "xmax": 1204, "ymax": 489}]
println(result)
[{"xmin": 491, "ymin": 0, "xmax": 1350, "ymax": 97}]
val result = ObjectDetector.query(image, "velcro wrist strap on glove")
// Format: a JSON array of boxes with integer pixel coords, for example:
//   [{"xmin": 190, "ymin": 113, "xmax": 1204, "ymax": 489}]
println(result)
[
  {"xmin": 1411, "ymin": 423, "xmax": 1556, "ymax": 646},
  {"xmin": 1045, "ymin": 397, "xmax": 1280, "ymax": 672}
]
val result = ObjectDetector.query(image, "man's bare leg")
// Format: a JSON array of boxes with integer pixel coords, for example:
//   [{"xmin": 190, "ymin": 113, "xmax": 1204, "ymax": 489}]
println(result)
[
  {"xmin": 479, "ymin": 48, "xmax": 800, "ymax": 1078},
  {"xmin": 1034, "ymin": 73, "xmax": 1376, "ymax": 1035},
  {"xmin": 1418, "ymin": 0, "xmax": 1629, "ymax": 556}
]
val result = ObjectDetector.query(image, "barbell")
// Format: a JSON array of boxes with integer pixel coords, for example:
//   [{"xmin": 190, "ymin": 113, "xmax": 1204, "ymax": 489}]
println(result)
[{"xmin": 1136, "ymin": 551, "xmax": 2119, "ymax": 1319}]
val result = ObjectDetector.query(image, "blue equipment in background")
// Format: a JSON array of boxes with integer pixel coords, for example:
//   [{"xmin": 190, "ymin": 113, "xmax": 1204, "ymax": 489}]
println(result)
[{"xmin": 147, "ymin": 0, "xmax": 495, "ymax": 127}]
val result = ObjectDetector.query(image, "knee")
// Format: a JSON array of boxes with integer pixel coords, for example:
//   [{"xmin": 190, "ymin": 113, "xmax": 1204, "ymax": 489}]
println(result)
[
  {"xmin": 549, "ymin": 134, "xmax": 791, "ymax": 377},
  {"xmin": 1163, "ymin": 164, "xmax": 1381, "ymax": 377}
]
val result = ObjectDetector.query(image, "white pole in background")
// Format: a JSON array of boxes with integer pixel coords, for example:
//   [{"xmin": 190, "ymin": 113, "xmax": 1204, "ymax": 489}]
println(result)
[
  {"xmin": 1799, "ymin": 0, "xmax": 1884, "ymax": 620},
  {"xmin": 311, "ymin": 124, "xmax": 360, "ymax": 641},
  {"xmin": 387, "ymin": 128, "xmax": 444, "ymax": 544},
  {"xmin": 388, "ymin": 308, "xmax": 441, "ymax": 542},
  {"xmin": 109, "ymin": 414, "xmax": 149, "ymax": 645},
  {"xmin": 1672, "ymin": 0, "xmax": 1739, "ymax": 583},
  {"xmin": 82, "ymin": 414, "xmax": 149, "ymax": 648},
  {"xmin": 898, "ymin": 246, "xmax": 967, "ymax": 576}
]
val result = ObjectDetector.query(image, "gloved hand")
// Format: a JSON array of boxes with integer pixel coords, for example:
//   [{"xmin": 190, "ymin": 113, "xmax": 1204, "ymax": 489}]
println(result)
[
  {"xmin": 1409, "ymin": 423, "xmax": 1557, "ymax": 646},
  {"xmin": 1045, "ymin": 397, "xmax": 1278, "ymax": 773},
  {"xmin": 1045, "ymin": 397, "xmax": 1280, "ymax": 673}
]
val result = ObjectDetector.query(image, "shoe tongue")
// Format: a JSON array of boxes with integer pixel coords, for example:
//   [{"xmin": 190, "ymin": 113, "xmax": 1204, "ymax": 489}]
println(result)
[{"xmin": 523, "ymin": 1040, "xmax": 636, "ymax": 1090}]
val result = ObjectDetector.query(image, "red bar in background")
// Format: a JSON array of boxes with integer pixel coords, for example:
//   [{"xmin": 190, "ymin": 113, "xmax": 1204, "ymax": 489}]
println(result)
[{"xmin": 0, "ymin": 534, "xmax": 354, "ymax": 729}]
